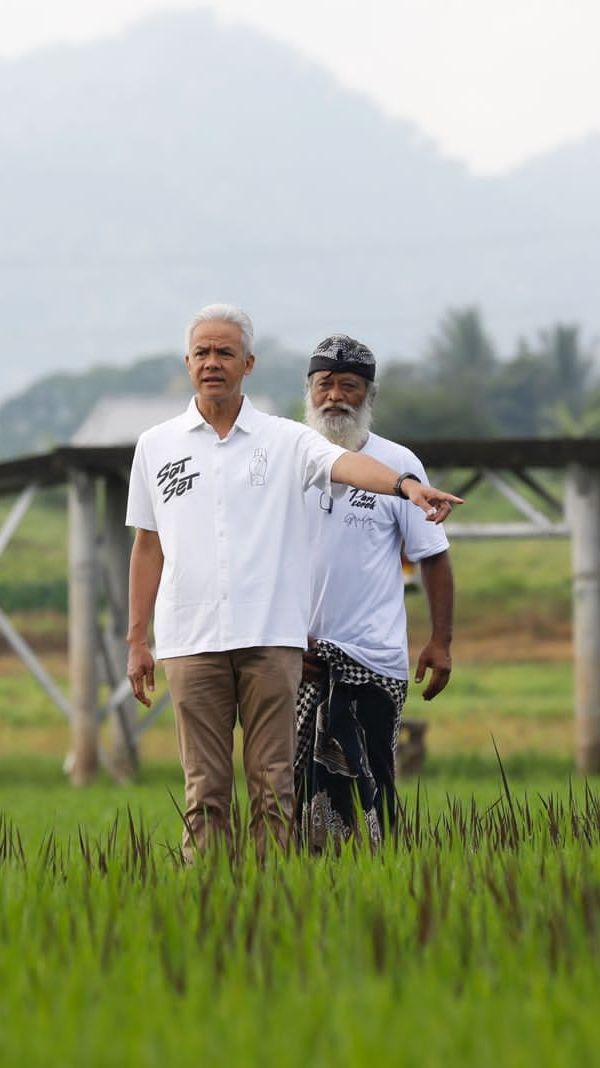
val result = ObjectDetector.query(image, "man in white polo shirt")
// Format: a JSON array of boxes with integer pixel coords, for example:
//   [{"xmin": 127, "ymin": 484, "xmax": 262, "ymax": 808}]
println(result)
[
  {"xmin": 295, "ymin": 335, "xmax": 454, "ymax": 849},
  {"xmin": 126, "ymin": 306, "xmax": 460, "ymax": 857}
]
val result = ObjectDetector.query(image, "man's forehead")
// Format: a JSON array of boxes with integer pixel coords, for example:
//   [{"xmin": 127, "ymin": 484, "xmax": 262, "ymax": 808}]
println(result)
[
  {"xmin": 312, "ymin": 370, "xmax": 367, "ymax": 386},
  {"xmin": 190, "ymin": 320, "xmax": 242, "ymax": 346}
]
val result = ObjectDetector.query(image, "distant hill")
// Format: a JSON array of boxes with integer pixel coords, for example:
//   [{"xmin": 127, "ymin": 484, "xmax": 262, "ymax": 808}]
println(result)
[
  {"xmin": 1, "ymin": 9, "xmax": 600, "ymax": 400},
  {"xmin": 0, "ymin": 356, "xmax": 181, "ymax": 458}
]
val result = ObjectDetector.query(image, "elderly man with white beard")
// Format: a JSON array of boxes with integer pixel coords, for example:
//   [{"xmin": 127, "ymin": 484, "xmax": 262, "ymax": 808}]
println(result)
[{"xmin": 295, "ymin": 335, "xmax": 455, "ymax": 849}]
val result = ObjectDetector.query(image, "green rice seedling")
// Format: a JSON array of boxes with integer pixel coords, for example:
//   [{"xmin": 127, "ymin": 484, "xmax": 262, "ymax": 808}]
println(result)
[{"xmin": 0, "ymin": 774, "xmax": 600, "ymax": 1068}]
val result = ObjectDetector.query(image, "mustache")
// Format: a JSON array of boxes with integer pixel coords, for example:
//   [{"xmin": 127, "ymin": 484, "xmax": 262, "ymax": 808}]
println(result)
[{"xmin": 321, "ymin": 403, "xmax": 355, "ymax": 415}]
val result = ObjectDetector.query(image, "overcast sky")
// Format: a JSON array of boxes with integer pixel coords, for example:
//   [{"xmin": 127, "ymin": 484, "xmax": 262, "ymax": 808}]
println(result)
[{"xmin": 1, "ymin": 0, "xmax": 599, "ymax": 174}]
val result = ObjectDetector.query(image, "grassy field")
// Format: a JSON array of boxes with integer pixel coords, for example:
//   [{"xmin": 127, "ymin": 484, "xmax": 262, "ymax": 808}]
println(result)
[
  {"xmin": 0, "ymin": 488, "xmax": 596, "ymax": 1066},
  {"xmin": 0, "ymin": 757, "xmax": 599, "ymax": 1068}
]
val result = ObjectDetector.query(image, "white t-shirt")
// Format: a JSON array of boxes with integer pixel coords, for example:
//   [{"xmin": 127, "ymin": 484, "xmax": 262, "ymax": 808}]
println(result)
[
  {"xmin": 126, "ymin": 396, "xmax": 345, "ymax": 659},
  {"xmin": 307, "ymin": 432, "xmax": 449, "ymax": 680}
]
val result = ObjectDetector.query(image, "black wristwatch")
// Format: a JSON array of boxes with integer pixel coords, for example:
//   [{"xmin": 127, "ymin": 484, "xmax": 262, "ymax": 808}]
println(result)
[{"xmin": 393, "ymin": 473, "xmax": 421, "ymax": 499}]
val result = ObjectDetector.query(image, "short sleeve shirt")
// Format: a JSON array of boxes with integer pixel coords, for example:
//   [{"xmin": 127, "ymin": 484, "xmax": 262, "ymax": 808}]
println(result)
[
  {"xmin": 126, "ymin": 396, "xmax": 346, "ymax": 658},
  {"xmin": 306, "ymin": 432, "xmax": 449, "ymax": 680}
]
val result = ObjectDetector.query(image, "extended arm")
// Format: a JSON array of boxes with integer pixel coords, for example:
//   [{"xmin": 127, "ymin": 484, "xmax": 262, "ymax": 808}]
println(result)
[
  {"xmin": 415, "ymin": 550, "xmax": 454, "ymax": 700},
  {"xmin": 331, "ymin": 452, "xmax": 462, "ymax": 523},
  {"xmin": 127, "ymin": 528, "xmax": 164, "ymax": 707}
]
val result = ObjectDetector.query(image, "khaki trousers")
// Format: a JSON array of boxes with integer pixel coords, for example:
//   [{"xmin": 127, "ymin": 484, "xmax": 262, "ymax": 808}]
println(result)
[{"xmin": 164, "ymin": 646, "xmax": 303, "ymax": 857}]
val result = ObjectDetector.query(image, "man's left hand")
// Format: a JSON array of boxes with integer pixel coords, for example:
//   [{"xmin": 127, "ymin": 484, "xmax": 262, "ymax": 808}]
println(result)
[{"xmin": 414, "ymin": 640, "xmax": 452, "ymax": 700}]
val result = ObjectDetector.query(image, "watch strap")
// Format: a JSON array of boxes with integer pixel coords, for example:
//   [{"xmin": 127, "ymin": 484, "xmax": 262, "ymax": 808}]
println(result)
[{"xmin": 393, "ymin": 472, "xmax": 421, "ymax": 499}]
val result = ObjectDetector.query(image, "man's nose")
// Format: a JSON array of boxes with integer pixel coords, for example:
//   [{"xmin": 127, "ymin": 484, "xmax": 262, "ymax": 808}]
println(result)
[{"xmin": 326, "ymin": 386, "xmax": 345, "ymax": 403}]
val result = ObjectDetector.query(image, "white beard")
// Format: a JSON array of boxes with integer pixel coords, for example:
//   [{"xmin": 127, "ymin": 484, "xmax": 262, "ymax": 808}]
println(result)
[{"xmin": 304, "ymin": 392, "xmax": 373, "ymax": 451}]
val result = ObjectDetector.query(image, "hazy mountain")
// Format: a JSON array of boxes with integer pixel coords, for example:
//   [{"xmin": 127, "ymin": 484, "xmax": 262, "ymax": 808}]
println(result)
[{"xmin": 0, "ymin": 8, "xmax": 598, "ymax": 403}]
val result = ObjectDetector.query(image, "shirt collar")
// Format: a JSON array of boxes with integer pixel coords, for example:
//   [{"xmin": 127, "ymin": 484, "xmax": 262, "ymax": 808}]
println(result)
[{"xmin": 182, "ymin": 394, "xmax": 258, "ymax": 434}]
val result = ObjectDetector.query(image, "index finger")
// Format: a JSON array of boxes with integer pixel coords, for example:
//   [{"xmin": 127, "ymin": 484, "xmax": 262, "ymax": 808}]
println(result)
[{"xmin": 431, "ymin": 490, "xmax": 464, "ymax": 504}]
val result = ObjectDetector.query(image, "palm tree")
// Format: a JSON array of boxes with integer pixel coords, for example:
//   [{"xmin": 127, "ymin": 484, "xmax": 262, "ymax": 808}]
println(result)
[
  {"xmin": 427, "ymin": 307, "xmax": 498, "ymax": 430},
  {"xmin": 539, "ymin": 324, "xmax": 593, "ymax": 421}
]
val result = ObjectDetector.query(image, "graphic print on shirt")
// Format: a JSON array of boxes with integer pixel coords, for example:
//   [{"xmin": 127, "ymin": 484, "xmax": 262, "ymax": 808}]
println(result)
[
  {"xmin": 348, "ymin": 488, "xmax": 377, "ymax": 510},
  {"xmin": 342, "ymin": 488, "xmax": 379, "ymax": 532},
  {"xmin": 156, "ymin": 456, "xmax": 200, "ymax": 503},
  {"xmin": 249, "ymin": 448, "xmax": 267, "ymax": 486}
]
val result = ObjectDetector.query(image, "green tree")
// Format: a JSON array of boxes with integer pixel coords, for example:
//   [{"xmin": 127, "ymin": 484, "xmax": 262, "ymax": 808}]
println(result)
[
  {"xmin": 429, "ymin": 306, "xmax": 496, "ymax": 376},
  {"xmin": 373, "ymin": 359, "xmax": 494, "ymax": 440},
  {"xmin": 537, "ymin": 324, "xmax": 596, "ymax": 433},
  {"xmin": 426, "ymin": 306, "xmax": 498, "ymax": 436},
  {"xmin": 491, "ymin": 340, "xmax": 548, "ymax": 436}
]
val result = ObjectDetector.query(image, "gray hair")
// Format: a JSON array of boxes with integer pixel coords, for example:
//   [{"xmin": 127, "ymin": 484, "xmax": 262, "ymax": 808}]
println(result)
[{"xmin": 185, "ymin": 304, "xmax": 254, "ymax": 355}]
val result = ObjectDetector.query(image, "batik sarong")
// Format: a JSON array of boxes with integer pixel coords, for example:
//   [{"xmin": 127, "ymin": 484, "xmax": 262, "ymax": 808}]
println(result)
[{"xmin": 294, "ymin": 640, "xmax": 407, "ymax": 850}]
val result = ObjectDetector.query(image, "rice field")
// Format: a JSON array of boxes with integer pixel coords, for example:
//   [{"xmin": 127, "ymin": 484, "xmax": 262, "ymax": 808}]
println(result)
[
  {"xmin": 0, "ymin": 492, "xmax": 592, "ymax": 1065},
  {"xmin": 1, "ymin": 757, "xmax": 600, "ymax": 1068}
]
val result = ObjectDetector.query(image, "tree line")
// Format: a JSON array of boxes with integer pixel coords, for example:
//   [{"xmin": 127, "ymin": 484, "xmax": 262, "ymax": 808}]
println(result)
[
  {"xmin": 372, "ymin": 308, "xmax": 600, "ymax": 440},
  {"xmin": 1, "ymin": 309, "xmax": 599, "ymax": 461}
]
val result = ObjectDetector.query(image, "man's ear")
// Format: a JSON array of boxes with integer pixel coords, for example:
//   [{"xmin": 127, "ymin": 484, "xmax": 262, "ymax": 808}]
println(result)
[
  {"xmin": 244, "ymin": 353, "xmax": 256, "ymax": 377},
  {"xmin": 184, "ymin": 354, "xmax": 191, "ymax": 373}
]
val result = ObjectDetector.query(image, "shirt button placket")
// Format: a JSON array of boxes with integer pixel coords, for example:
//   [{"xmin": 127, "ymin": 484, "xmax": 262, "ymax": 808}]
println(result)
[{"xmin": 213, "ymin": 449, "xmax": 228, "ymax": 610}]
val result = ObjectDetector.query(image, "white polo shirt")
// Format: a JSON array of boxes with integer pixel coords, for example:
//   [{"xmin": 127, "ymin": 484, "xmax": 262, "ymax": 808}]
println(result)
[
  {"xmin": 126, "ymin": 396, "xmax": 346, "ymax": 658},
  {"xmin": 307, "ymin": 432, "xmax": 449, "ymax": 680}
]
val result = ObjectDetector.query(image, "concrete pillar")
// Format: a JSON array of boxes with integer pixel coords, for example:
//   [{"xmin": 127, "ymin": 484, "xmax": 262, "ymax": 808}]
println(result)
[
  {"xmin": 567, "ymin": 463, "xmax": 600, "ymax": 774},
  {"xmin": 68, "ymin": 470, "xmax": 99, "ymax": 785},
  {"xmin": 104, "ymin": 475, "xmax": 138, "ymax": 779}
]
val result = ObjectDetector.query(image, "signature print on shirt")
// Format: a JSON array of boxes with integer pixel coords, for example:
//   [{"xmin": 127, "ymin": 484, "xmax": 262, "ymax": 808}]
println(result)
[
  {"xmin": 156, "ymin": 456, "xmax": 200, "ymax": 503},
  {"xmin": 344, "ymin": 513, "xmax": 375, "ymax": 532}
]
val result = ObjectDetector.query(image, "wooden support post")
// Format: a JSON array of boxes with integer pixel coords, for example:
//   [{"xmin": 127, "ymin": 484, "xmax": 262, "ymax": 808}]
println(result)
[
  {"xmin": 104, "ymin": 475, "xmax": 138, "ymax": 779},
  {"xmin": 68, "ymin": 470, "xmax": 99, "ymax": 785},
  {"xmin": 567, "ymin": 464, "xmax": 600, "ymax": 774}
]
